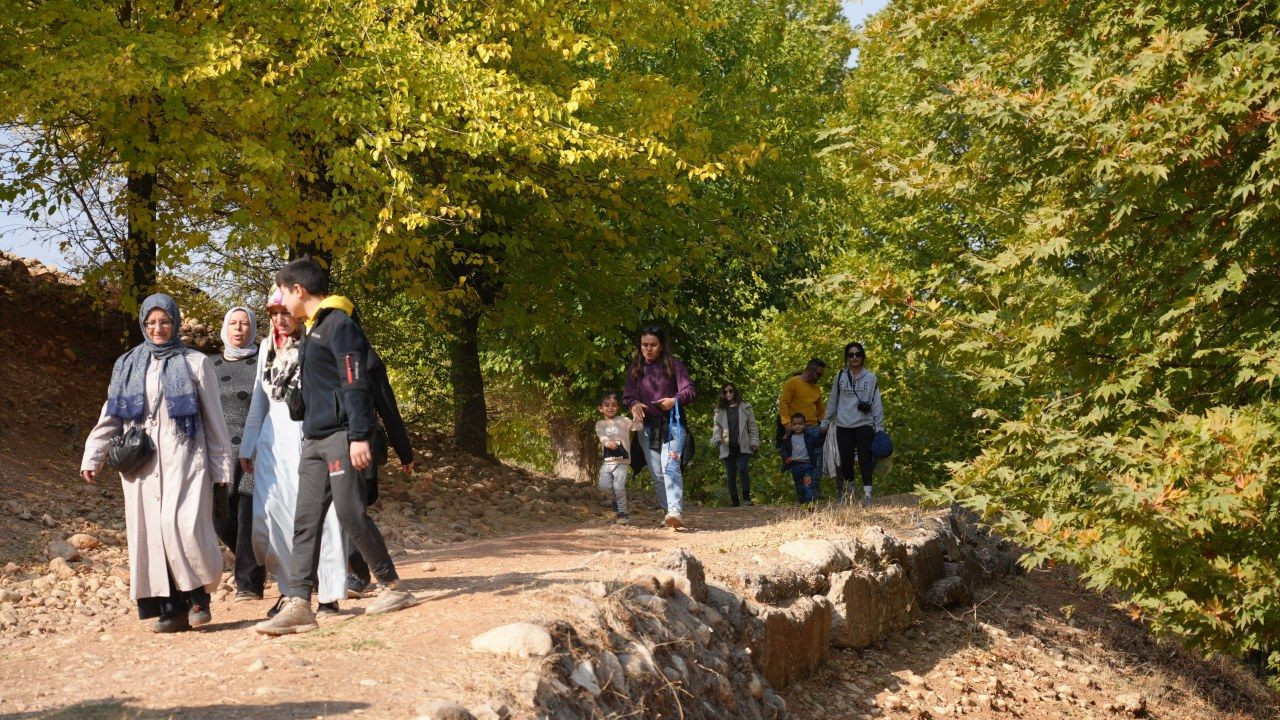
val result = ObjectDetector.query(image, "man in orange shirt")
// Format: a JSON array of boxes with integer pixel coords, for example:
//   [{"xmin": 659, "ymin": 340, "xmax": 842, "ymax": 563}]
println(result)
[
  {"xmin": 779, "ymin": 359, "xmax": 827, "ymax": 426},
  {"xmin": 778, "ymin": 359, "xmax": 827, "ymax": 493}
]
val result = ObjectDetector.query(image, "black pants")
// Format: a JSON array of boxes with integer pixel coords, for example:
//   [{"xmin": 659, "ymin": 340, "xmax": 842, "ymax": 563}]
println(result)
[
  {"xmin": 722, "ymin": 450, "xmax": 751, "ymax": 506},
  {"xmin": 835, "ymin": 425, "xmax": 875, "ymax": 498},
  {"xmin": 213, "ymin": 483, "xmax": 265, "ymax": 596},
  {"xmin": 349, "ymin": 546, "xmax": 371, "ymax": 585},
  {"xmin": 288, "ymin": 432, "xmax": 398, "ymax": 599},
  {"xmin": 348, "ymin": 469, "xmax": 379, "ymax": 586},
  {"xmin": 136, "ymin": 565, "xmax": 211, "ymax": 620}
]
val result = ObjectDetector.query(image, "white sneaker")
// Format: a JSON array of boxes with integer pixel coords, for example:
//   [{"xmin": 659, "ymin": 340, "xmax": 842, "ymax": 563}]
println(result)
[
  {"xmin": 366, "ymin": 586, "xmax": 419, "ymax": 615},
  {"xmin": 663, "ymin": 513, "xmax": 684, "ymax": 530},
  {"xmin": 254, "ymin": 597, "xmax": 317, "ymax": 635}
]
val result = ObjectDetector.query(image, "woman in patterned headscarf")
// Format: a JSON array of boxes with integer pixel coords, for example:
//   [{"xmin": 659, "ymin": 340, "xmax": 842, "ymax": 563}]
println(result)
[{"xmin": 81, "ymin": 294, "xmax": 234, "ymax": 632}]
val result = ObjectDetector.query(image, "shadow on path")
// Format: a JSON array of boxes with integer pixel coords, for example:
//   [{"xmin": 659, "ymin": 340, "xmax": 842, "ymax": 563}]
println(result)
[{"xmin": 0, "ymin": 698, "xmax": 368, "ymax": 720}]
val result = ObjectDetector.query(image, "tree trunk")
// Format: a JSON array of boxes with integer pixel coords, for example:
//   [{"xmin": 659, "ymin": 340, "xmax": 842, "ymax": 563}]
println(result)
[
  {"xmin": 289, "ymin": 145, "xmax": 335, "ymax": 283},
  {"xmin": 116, "ymin": 5, "xmax": 158, "ymax": 346},
  {"xmin": 548, "ymin": 415, "xmax": 598, "ymax": 482},
  {"xmin": 448, "ymin": 309, "xmax": 489, "ymax": 458},
  {"xmin": 122, "ymin": 166, "xmax": 157, "ymax": 346}
]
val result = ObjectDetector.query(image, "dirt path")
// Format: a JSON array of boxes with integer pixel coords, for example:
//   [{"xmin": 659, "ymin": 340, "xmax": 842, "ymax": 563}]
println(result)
[
  {"xmin": 3, "ymin": 499, "xmax": 1276, "ymax": 720},
  {"xmin": 0, "ymin": 503, "xmax": 897, "ymax": 719}
]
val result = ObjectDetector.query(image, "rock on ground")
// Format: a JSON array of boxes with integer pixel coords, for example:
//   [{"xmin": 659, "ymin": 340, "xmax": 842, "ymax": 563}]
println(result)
[
  {"xmin": 46, "ymin": 541, "xmax": 79, "ymax": 562},
  {"xmin": 415, "ymin": 700, "xmax": 477, "ymax": 720},
  {"xmin": 470, "ymin": 622, "xmax": 553, "ymax": 658},
  {"xmin": 778, "ymin": 539, "xmax": 852, "ymax": 574}
]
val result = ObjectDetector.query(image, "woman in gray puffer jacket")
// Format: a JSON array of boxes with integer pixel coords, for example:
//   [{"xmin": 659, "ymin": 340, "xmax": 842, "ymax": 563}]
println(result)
[{"xmin": 820, "ymin": 342, "xmax": 884, "ymax": 505}]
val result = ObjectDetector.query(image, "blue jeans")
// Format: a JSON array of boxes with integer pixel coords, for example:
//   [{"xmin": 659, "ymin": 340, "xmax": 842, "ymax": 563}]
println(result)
[
  {"xmin": 790, "ymin": 461, "xmax": 817, "ymax": 504},
  {"xmin": 805, "ymin": 427, "xmax": 824, "ymax": 490},
  {"xmin": 639, "ymin": 424, "xmax": 684, "ymax": 515},
  {"xmin": 723, "ymin": 450, "xmax": 751, "ymax": 505}
]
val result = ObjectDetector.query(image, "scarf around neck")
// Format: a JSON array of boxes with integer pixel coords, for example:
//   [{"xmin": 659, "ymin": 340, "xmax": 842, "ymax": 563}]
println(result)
[
  {"xmin": 265, "ymin": 336, "xmax": 301, "ymax": 403},
  {"xmin": 220, "ymin": 306, "xmax": 259, "ymax": 361},
  {"xmin": 106, "ymin": 293, "xmax": 200, "ymax": 438}
]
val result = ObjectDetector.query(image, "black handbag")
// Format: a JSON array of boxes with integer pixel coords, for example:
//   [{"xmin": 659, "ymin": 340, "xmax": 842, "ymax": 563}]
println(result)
[
  {"xmin": 107, "ymin": 425, "xmax": 155, "ymax": 474},
  {"xmin": 107, "ymin": 391, "xmax": 164, "ymax": 475}
]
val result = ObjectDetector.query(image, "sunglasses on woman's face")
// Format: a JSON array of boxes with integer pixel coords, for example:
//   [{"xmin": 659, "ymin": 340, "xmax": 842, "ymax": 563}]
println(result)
[{"xmin": 847, "ymin": 352, "xmax": 864, "ymax": 358}]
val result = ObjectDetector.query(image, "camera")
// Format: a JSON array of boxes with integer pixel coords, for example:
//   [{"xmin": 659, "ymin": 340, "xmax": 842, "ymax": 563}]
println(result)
[{"xmin": 857, "ymin": 400, "xmax": 872, "ymax": 413}]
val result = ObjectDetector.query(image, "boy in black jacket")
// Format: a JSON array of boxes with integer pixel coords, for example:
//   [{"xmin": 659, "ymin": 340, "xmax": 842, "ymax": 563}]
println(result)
[
  {"xmin": 779, "ymin": 413, "xmax": 820, "ymax": 505},
  {"xmin": 256, "ymin": 258, "xmax": 417, "ymax": 635}
]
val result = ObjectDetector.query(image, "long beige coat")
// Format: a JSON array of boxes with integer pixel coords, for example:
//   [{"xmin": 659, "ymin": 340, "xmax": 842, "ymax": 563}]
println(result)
[
  {"xmin": 712, "ymin": 402, "xmax": 761, "ymax": 458},
  {"xmin": 81, "ymin": 351, "xmax": 233, "ymax": 599}
]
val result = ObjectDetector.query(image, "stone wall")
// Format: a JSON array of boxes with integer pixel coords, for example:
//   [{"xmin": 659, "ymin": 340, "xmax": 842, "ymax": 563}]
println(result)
[{"xmin": 438, "ymin": 507, "xmax": 1022, "ymax": 720}]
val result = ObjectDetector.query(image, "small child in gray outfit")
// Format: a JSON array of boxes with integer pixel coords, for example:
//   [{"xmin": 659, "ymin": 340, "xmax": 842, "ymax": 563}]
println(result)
[{"xmin": 595, "ymin": 392, "xmax": 636, "ymax": 521}]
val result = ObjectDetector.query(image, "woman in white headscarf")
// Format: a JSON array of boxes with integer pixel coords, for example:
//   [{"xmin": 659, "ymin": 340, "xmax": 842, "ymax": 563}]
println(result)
[
  {"xmin": 212, "ymin": 306, "xmax": 266, "ymax": 599},
  {"xmin": 240, "ymin": 290, "xmax": 347, "ymax": 615}
]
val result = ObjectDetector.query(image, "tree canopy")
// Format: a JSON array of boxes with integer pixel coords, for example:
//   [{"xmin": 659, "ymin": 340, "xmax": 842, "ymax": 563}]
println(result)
[{"xmin": 830, "ymin": 0, "xmax": 1280, "ymax": 673}]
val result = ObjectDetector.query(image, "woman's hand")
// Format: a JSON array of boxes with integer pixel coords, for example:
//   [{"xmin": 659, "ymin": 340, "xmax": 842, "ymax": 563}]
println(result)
[
  {"xmin": 658, "ymin": 397, "xmax": 676, "ymax": 411},
  {"xmin": 81, "ymin": 470, "xmax": 96, "ymax": 484},
  {"xmin": 631, "ymin": 403, "xmax": 647, "ymax": 423},
  {"xmin": 239, "ymin": 458, "xmax": 254, "ymax": 474}
]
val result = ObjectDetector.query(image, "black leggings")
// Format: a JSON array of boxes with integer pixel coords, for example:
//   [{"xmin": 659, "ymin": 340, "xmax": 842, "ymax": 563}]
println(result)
[
  {"xmin": 136, "ymin": 565, "xmax": 210, "ymax": 620},
  {"xmin": 835, "ymin": 425, "xmax": 875, "ymax": 497},
  {"xmin": 214, "ymin": 490, "xmax": 265, "ymax": 595}
]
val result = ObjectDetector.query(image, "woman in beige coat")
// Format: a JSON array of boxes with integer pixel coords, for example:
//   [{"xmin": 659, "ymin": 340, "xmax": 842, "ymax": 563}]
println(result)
[
  {"xmin": 81, "ymin": 293, "xmax": 233, "ymax": 633},
  {"xmin": 711, "ymin": 383, "xmax": 760, "ymax": 507}
]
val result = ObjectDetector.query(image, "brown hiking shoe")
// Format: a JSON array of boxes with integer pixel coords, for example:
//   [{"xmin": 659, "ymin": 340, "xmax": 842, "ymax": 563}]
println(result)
[
  {"xmin": 366, "ymin": 587, "xmax": 418, "ymax": 615},
  {"xmin": 253, "ymin": 597, "xmax": 317, "ymax": 635}
]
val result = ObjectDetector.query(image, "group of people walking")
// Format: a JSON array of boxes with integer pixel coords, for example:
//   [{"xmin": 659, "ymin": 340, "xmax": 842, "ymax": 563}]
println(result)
[
  {"xmin": 78, "ymin": 258, "xmax": 886, "ymax": 631},
  {"xmin": 80, "ymin": 258, "xmax": 417, "ymax": 634},
  {"xmin": 594, "ymin": 330, "xmax": 888, "ymax": 527}
]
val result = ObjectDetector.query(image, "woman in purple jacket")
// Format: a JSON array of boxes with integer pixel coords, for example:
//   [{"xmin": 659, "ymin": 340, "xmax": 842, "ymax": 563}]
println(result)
[{"xmin": 622, "ymin": 326, "xmax": 696, "ymax": 529}]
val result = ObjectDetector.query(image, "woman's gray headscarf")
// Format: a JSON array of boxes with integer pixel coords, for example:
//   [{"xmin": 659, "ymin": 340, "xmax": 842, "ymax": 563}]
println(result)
[
  {"xmin": 106, "ymin": 293, "xmax": 200, "ymax": 438},
  {"xmin": 220, "ymin": 306, "xmax": 259, "ymax": 361}
]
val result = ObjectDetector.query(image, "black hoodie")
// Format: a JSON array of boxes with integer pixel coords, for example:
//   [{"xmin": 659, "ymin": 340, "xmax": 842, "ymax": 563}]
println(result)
[{"xmin": 298, "ymin": 305, "xmax": 376, "ymax": 441}]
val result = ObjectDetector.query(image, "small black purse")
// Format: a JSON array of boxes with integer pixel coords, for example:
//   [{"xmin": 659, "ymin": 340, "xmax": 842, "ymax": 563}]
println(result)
[
  {"xmin": 107, "ymin": 425, "xmax": 155, "ymax": 474},
  {"xmin": 106, "ymin": 393, "xmax": 160, "ymax": 475}
]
